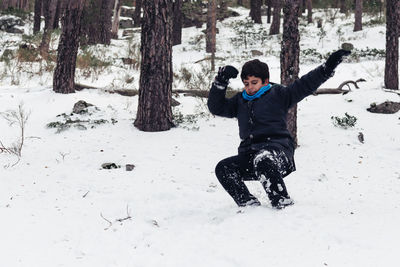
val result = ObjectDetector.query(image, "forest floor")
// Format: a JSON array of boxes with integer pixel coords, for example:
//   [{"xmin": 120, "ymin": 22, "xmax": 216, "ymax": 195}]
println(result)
[{"xmin": 0, "ymin": 6, "xmax": 399, "ymax": 267}]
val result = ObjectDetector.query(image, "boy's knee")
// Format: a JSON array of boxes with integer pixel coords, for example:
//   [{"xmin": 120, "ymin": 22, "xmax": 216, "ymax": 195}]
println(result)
[{"xmin": 215, "ymin": 160, "xmax": 227, "ymax": 177}]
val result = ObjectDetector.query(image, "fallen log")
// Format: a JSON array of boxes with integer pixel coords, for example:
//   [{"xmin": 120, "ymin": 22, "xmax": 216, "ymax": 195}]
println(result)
[
  {"xmin": 313, "ymin": 88, "xmax": 350, "ymax": 95},
  {"xmin": 313, "ymin": 78, "xmax": 366, "ymax": 95},
  {"xmin": 77, "ymin": 79, "xmax": 367, "ymax": 98}
]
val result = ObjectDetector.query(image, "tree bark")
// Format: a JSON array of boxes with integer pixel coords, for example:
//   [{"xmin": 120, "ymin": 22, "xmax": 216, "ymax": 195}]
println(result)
[
  {"xmin": 100, "ymin": 0, "xmax": 113, "ymax": 44},
  {"xmin": 33, "ymin": 0, "xmax": 42, "ymax": 34},
  {"xmin": 250, "ymin": 0, "xmax": 262, "ymax": 24},
  {"xmin": 266, "ymin": 0, "xmax": 272, "ymax": 23},
  {"xmin": 81, "ymin": 0, "xmax": 112, "ymax": 45},
  {"xmin": 281, "ymin": 0, "xmax": 300, "ymax": 147},
  {"xmin": 384, "ymin": 0, "xmax": 399, "ymax": 89},
  {"xmin": 339, "ymin": 0, "xmax": 347, "ymax": 13},
  {"xmin": 270, "ymin": 0, "xmax": 281, "ymax": 35},
  {"xmin": 52, "ymin": 0, "xmax": 62, "ymax": 29},
  {"xmin": 1, "ymin": 0, "xmax": 29, "ymax": 10},
  {"xmin": 354, "ymin": 0, "xmax": 363, "ymax": 31},
  {"xmin": 298, "ymin": 0, "xmax": 304, "ymax": 16},
  {"xmin": 206, "ymin": 0, "xmax": 217, "ymax": 54},
  {"xmin": 53, "ymin": 0, "xmax": 87, "ymax": 94},
  {"xmin": 306, "ymin": 0, "xmax": 312, "ymax": 24},
  {"xmin": 134, "ymin": 0, "xmax": 174, "ymax": 132},
  {"xmin": 172, "ymin": 0, "xmax": 182, "ymax": 46},
  {"xmin": 218, "ymin": 0, "xmax": 228, "ymax": 19},
  {"xmin": 133, "ymin": 0, "xmax": 142, "ymax": 27},
  {"xmin": 40, "ymin": 0, "xmax": 58, "ymax": 59},
  {"xmin": 111, "ymin": 0, "xmax": 122, "ymax": 39}
]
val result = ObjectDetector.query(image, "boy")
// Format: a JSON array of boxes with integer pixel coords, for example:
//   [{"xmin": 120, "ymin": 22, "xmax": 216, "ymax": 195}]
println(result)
[{"xmin": 207, "ymin": 49, "xmax": 350, "ymax": 209}]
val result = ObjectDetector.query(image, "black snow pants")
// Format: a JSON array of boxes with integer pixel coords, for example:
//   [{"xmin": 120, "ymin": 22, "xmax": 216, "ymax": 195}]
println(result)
[{"xmin": 215, "ymin": 148, "xmax": 293, "ymax": 207}]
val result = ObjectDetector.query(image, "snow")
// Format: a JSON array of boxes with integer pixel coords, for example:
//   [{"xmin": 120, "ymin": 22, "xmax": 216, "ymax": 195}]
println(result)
[{"xmin": 1, "ymin": 7, "xmax": 400, "ymax": 267}]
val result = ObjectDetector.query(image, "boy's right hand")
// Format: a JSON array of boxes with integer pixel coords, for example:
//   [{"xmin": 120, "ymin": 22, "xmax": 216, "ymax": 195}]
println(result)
[{"xmin": 215, "ymin": 65, "xmax": 239, "ymax": 84}]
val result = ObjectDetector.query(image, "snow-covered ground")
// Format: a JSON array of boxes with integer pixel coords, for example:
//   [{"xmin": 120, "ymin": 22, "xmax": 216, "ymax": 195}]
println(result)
[{"xmin": 1, "ymin": 7, "xmax": 399, "ymax": 267}]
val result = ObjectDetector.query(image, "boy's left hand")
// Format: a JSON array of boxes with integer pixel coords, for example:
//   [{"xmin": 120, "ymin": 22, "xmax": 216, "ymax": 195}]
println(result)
[{"xmin": 324, "ymin": 49, "xmax": 351, "ymax": 76}]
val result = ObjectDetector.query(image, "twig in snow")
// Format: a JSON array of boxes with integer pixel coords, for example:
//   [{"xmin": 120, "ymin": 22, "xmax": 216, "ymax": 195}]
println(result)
[
  {"xmin": 100, "ymin": 213, "xmax": 112, "ymax": 230},
  {"xmin": 116, "ymin": 205, "xmax": 132, "ymax": 222},
  {"xmin": 59, "ymin": 151, "xmax": 71, "ymax": 161},
  {"xmin": 82, "ymin": 191, "xmax": 90, "ymax": 198}
]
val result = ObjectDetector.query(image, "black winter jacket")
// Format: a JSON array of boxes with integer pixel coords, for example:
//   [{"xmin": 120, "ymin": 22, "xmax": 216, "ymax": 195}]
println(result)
[{"xmin": 207, "ymin": 65, "xmax": 329, "ymax": 160}]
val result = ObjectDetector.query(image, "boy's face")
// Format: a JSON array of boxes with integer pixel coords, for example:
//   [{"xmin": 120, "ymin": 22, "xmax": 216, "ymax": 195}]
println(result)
[{"xmin": 243, "ymin": 76, "xmax": 269, "ymax": 96}]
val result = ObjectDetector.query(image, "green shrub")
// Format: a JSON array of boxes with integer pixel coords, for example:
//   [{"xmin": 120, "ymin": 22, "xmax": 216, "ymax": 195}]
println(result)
[{"xmin": 331, "ymin": 113, "xmax": 357, "ymax": 129}]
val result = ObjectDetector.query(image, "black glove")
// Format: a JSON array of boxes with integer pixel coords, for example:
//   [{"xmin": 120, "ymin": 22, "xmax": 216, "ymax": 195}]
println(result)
[
  {"xmin": 323, "ymin": 49, "xmax": 351, "ymax": 77},
  {"xmin": 215, "ymin": 65, "xmax": 239, "ymax": 84}
]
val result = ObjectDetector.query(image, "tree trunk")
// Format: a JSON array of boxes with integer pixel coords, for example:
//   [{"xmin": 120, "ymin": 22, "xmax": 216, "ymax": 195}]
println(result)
[
  {"xmin": 33, "ymin": 0, "xmax": 42, "ymax": 34},
  {"xmin": 52, "ymin": 0, "xmax": 62, "ymax": 29},
  {"xmin": 250, "ymin": 0, "xmax": 262, "ymax": 24},
  {"xmin": 53, "ymin": 0, "xmax": 87, "ymax": 94},
  {"xmin": 172, "ymin": 0, "xmax": 182, "ymax": 46},
  {"xmin": 134, "ymin": 0, "xmax": 174, "ymax": 132},
  {"xmin": 19, "ymin": 0, "xmax": 29, "ymax": 10},
  {"xmin": 384, "ymin": 0, "xmax": 399, "ymax": 89},
  {"xmin": 298, "ymin": 0, "xmax": 303, "ymax": 16},
  {"xmin": 39, "ymin": 0, "xmax": 58, "ymax": 59},
  {"xmin": 1, "ymin": 0, "xmax": 29, "ymax": 10},
  {"xmin": 270, "ymin": 0, "xmax": 281, "ymax": 35},
  {"xmin": 354, "ymin": 0, "xmax": 363, "ymax": 31},
  {"xmin": 81, "ymin": 0, "xmax": 112, "ymax": 45},
  {"xmin": 218, "ymin": 0, "xmax": 228, "ymax": 19},
  {"xmin": 266, "ymin": 0, "xmax": 272, "ymax": 23},
  {"xmin": 111, "ymin": 0, "xmax": 122, "ymax": 39},
  {"xmin": 306, "ymin": 0, "xmax": 312, "ymax": 24},
  {"xmin": 281, "ymin": 0, "xmax": 300, "ymax": 147},
  {"xmin": 100, "ymin": 0, "xmax": 113, "ymax": 44},
  {"xmin": 206, "ymin": 0, "xmax": 217, "ymax": 54},
  {"xmin": 133, "ymin": 0, "xmax": 142, "ymax": 27},
  {"xmin": 339, "ymin": 0, "xmax": 347, "ymax": 13}
]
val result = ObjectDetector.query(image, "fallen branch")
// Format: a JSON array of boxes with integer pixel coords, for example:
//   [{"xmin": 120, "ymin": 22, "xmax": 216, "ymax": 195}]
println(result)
[
  {"xmin": 88, "ymin": 79, "xmax": 368, "ymax": 98},
  {"xmin": 338, "ymin": 78, "xmax": 366, "ymax": 90},
  {"xmin": 314, "ymin": 88, "xmax": 350, "ymax": 95},
  {"xmin": 194, "ymin": 56, "xmax": 224, "ymax": 64},
  {"xmin": 100, "ymin": 205, "xmax": 133, "ymax": 230},
  {"xmin": 0, "ymin": 140, "xmax": 12, "ymax": 154},
  {"xmin": 100, "ymin": 213, "xmax": 112, "ymax": 230},
  {"xmin": 75, "ymin": 83, "xmax": 98, "ymax": 91},
  {"xmin": 116, "ymin": 205, "xmax": 132, "ymax": 223},
  {"xmin": 383, "ymin": 89, "xmax": 400, "ymax": 96},
  {"xmin": 314, "ymin": 78, "xmax": 366, "ymax": 95}
]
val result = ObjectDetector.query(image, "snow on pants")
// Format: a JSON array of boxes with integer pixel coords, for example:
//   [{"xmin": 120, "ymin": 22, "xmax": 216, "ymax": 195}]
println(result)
[{"xmin": 215, "ymin": 148, "xmax": 293, "ymax": 206}]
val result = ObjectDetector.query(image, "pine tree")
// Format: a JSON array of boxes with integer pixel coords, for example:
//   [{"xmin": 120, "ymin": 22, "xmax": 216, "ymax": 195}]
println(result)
[
  {"xmin": 306, "ymin": 0, "xmax": 312, "ymax": 24},
  {"xmin": 266, "ymin": 0, "xmax": 272, "ymax": 23},
  {"xmin": 250, "ymin": 0, "xmax": 262, "ymax": 24},
  {"xmin": 53, "ymin": 0, "xmax": 87, "ymax": 94},
  {"xmin": 384, "ymin": 0, "xmax": 399, "ymax": 89},
  {"xmin": 354, "ymin": 0, "xmax": 363, "ymax": 31},
  {"xmin": 133, "ymin": 0, "xmax": 142, "ymax": 27},
  {"xmin": 281, "ymin": 0, "xmax": 300, "ymax": 146},
  {"xmin": 111, "ymin": 0, "xmax": 122, "ymax": 39},
  {"xmin": 270, "ymin": 0, "xmax": 282, "ymax": 35},
  {"xmin": 134, "ymin": 0, "xmax": 174, "ymax": 132},
  {"xmin": 206, "ymin": 0, "xmax": 217, "ymax": 53},
  {"xmin": 172, "ymin": 0, "xmax": 183, "ymax": 46},
  {"xmin": 81, "ymin": 0, "xmax": 113, "ymax": 45},
  {"xmin": 39, "ymin": 0, "xmax": 58, "ymax": 59},
  {"xmin": 33, "ymin": 0, "xmax": 42, "ymax": 34}
]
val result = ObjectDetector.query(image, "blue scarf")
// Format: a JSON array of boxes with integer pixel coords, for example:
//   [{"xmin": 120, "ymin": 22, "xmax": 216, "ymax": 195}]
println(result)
[{"xmin": 242, "ymin": 84, "xmax": 271, "ymax": 101}]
